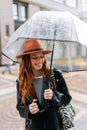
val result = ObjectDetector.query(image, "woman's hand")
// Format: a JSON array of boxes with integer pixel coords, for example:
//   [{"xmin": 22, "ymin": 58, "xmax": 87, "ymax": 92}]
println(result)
[
  {"xmin": 29, "ymin": 99, "xmax": 39, "ymax": 114},
  {"xmin": 44, "ymin": 88, "xmax": 53, "ymax": 100}
]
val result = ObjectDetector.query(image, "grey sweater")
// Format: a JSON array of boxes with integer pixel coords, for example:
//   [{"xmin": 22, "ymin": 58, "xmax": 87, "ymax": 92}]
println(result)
[{"xmin": 33, "ymin": 76, "xmax": 43, "ymax": 105}]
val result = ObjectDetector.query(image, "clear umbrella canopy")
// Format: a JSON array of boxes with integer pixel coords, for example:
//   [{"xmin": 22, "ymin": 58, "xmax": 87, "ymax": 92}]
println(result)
[
  {"xmin": 4, "ymin": 11, "xmax": 87, "ymax": 47},
  {"xmin": 1, "ymin": 11, "xmax": 87, "ymax": 71}
]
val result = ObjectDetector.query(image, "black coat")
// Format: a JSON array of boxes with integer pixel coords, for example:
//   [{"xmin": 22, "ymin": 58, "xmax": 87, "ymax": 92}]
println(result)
[{"xmin": 16, "ymin": 69, "xmax": 72, "ymax": 130}]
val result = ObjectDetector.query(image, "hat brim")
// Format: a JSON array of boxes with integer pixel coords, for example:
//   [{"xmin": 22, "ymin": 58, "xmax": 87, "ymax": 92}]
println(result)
[{"xmin": 16, "ymin": 50, "xmax": 52, "ymax": 58}]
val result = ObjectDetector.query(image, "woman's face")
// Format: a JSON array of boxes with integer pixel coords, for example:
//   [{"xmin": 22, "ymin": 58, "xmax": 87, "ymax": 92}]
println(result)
[{"xmin": 30, "ymin": 52, "xmax": 45, "ymax": 71}]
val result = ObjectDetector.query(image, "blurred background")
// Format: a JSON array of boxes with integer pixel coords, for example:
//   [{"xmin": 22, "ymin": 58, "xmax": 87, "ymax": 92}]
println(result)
[{"xmin": 0, "ymin": 0, "xmax": 87, "ymax": 130}]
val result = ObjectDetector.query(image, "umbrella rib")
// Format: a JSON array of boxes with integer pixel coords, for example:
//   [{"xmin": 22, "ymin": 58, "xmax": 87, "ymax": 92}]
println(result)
[
  {"xmin": 17, "ymin": 37, "xmax": 80, "ymax": 43},
  {"xmin": 70, "ymin": 15, "xmax": 79, "ymax": 42},
  {"xmin": 1, "ymin": 52, "xmax": 19, "ymax": 63}
]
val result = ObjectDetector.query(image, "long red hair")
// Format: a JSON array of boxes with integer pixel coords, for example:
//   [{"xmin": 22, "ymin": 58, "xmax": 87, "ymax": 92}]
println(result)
[{"xmin": 18, "ymin": 54, "xmax": 50, "ymax": 105}]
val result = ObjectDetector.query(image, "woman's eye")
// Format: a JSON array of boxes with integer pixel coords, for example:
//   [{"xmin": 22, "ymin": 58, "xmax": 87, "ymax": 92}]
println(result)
[
  {"xmin": 31, "ymin": 56, "xmax": 44, "ymax": 60},
  {"xmin": 31, "ymin": 57, "xmax": 38, "ymax": 60}
]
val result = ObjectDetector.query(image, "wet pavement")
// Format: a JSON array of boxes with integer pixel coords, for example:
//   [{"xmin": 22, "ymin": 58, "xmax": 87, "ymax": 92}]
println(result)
[{"xmin": 0, "ymin": 65, "xmax": 87, "ymax": 130}]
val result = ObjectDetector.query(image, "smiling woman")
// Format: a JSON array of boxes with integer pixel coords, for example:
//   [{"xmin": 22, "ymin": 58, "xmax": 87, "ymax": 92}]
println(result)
[
  {"xmin": 30, "ymin": 53, "xmax": 45, "ymax": 73},
  {"xmin": 16, "ymin": 39, "xmax": 72, "ymax": 130}
]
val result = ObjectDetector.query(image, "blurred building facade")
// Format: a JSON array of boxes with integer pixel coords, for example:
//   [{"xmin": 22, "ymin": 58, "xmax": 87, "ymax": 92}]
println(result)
[{"xmin": 0, "ymin": 0, "xmax": 87, "ymax": 65}]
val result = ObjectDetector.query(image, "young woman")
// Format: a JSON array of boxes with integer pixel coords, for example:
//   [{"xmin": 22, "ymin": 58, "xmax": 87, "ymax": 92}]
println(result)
[{"xmin": 16, "ymin": 39, "xmax": 72, "ymax": 130}]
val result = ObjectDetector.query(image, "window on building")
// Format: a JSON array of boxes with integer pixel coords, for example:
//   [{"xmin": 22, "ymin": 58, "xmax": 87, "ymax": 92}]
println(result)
[
  {"xmin": 21, "ymin": 5, "xmax": 27, "ymax": 21},
  {"xmin": 6, "ymin": 25, "xmax": 10, "ymax": 36},
  {"xmin": 12, "ymin": 2, "xmax": 28, "ymax": 21},
  {"xmin": 13, "ymin": 3, "xmax": 18, "ymax": 20},
  {"xmin": 54, "ymin": 0, "xmax": 65, "ymax": 4}
]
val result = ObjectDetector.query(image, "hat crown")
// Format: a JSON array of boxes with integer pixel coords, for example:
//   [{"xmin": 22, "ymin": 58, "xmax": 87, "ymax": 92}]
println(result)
[
  {"xmin": 23, "ymin": 39, "xmax": 43, "ymax": 53},
  {"xmin": 16, "ymin": 39, "xmax": 51, "ymax": 58}
]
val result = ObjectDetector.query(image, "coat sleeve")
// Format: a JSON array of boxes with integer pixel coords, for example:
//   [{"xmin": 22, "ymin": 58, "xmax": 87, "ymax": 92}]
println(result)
[
  {"xmin": 53, "ymin": 68, "xmax": 72, "ymax": 105},
  {"xmin": 16, "ymin": 80, "xmax": 32, "ymax": 119}
]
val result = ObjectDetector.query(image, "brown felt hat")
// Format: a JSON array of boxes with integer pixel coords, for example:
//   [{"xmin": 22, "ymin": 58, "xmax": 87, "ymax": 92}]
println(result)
[{"xmin": 16, "ymin": 39, "xmax": 52, "ymax": 58}]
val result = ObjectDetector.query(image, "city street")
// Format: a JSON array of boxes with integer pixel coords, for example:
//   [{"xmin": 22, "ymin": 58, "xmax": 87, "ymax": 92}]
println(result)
[{"xmin": 0, "ymin": 65, "xmax": 87, "ymax": 130}]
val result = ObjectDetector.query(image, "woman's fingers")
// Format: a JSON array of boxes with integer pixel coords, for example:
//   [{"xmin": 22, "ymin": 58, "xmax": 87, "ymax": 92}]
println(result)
[
  {"xmin": 29, "ymin": 99, "xmax": 39, "ymax": 114},
  {"xmin": 29, "ymin": 106, "xmax": 39, "ymax": 114},
  {"xmin": 29, "ymin": 105, "xmax": 39, "ymax": 114},
  {"xmin": 44, "ymin": 89, "xmax": 53, "ymax": 100},
  {"xmin": 32, "ymin": 99, "xmax": 38, "ymax": 103}
]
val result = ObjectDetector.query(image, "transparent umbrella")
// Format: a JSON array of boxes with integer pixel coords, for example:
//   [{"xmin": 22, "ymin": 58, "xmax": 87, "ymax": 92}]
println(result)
[{"xmin": 1, "ymin": 11, "xmax": 87, "ymax": 71}]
